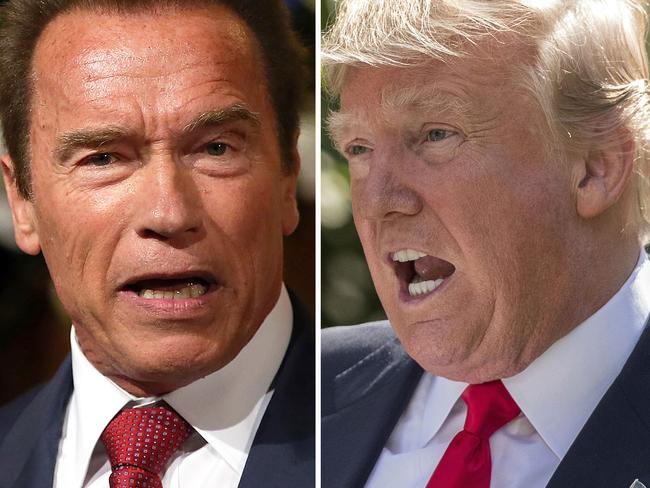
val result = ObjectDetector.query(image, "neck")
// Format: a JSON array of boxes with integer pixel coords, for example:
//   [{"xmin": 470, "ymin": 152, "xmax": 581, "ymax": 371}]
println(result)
[{"xmin": 515, "ymin": 231, "xmax": 643, "ymax": 379}]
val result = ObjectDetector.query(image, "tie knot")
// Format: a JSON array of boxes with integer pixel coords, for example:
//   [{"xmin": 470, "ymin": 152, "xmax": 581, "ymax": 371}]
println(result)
[
  {"xmin": 461, "ymin": 380, "xmax": 520, "ymax": 438},
  {"xmin": 101, "ymin": 406, "xmax": 191, "ymax": 478}
]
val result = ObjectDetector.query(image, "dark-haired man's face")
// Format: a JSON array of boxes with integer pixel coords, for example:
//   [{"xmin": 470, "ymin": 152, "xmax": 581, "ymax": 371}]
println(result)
[{"xmin": 4, "ymin": 5, "xmax": 299, "ymax": 395}]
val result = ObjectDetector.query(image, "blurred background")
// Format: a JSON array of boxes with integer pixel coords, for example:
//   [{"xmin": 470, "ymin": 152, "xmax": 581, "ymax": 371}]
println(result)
[
  {"xmin": 0, "ymin": 0, "xmax": 316, "ymax": 406},
  {"xmin": 321, "ymin": 0, "xmax": 385, "ymax": 328}
]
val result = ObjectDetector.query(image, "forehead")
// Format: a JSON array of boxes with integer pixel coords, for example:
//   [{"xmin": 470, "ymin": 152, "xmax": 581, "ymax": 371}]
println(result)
[
  {"xmin": 333, "ymin": 42, "xmax": 538, "ymax": 137},
  {"xmin": 30, "ymin": 5, "xmax": 265, "ymax": 119},
  {"xmin": 343, "ymin": 58, "xmax": 509, "ymax": 115}
]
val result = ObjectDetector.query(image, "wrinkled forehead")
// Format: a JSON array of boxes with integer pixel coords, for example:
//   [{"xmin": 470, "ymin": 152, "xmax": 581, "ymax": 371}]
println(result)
[
  {"xmin": 328, "ymin": 38, "xmax": 544, "ymax": 141},
  {"xmin": 329, "ymin": 61, "xmax": 506, "ymax": 142},
  {"xmin": 330, "ymin": 84, "xmax": 467, "ymax": 141},
  {"xmin": 30, "ymin": 5, "xmax": 262, "ymax": 100}
]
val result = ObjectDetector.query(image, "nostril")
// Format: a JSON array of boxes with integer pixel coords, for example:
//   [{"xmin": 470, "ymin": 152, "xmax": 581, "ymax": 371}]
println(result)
[
  {"xmin": 136, "ymin": 203, "xmax": 202, "ymax": 240},
  {"xmin": 139, "ymin": 228, "xmax": 170, "ymax": 240},
  {"xmin": 137, "ymin": 222, "xmax": 200, "ymax": 242}
]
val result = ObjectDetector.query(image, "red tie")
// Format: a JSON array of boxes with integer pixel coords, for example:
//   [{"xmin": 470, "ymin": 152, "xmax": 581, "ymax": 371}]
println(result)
[
  {"xmin": 426, "ymin": 381, "xmax": 521, "ymax": 488},
  {"xmin": 100, "ymin": 406, "xmax": 192, "ymax": 488}
]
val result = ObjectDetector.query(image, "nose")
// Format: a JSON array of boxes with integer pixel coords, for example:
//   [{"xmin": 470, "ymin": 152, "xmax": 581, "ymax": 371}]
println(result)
[
  {"xmin": 353, "ymin": 150, "xmax": 422, "ymax": 221},
  {"xmin": 135, "ymin": 158, "xmax": 202, "ymax": 243}
]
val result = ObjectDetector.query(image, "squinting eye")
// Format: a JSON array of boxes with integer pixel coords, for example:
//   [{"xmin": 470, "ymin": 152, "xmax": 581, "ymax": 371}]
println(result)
[
  {"xmin": 349, "ymin": 145, "xmax": 369, "ymax": 156},
  {"xmin": 427, "ymin": 129, "xmax": 451, "ymax": 142},
  {"xmin": 206, "ymin": 142, "xmax": 229, "ymax": 156},
  {"xmin": 86, "ymin": 153, "xmax": 115, "ymax": 166}
]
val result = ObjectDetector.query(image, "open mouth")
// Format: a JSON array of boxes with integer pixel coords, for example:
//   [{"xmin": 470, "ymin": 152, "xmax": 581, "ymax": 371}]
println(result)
[
  {"xmin": 122, "ymin": 274, "xmax": 217, "ymax": 300},
  {"xmin": 391, "ymin": 249, "xmax": 456, "ymax": 298}
]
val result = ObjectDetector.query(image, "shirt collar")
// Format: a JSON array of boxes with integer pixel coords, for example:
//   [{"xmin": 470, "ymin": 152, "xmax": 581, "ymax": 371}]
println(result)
[
  {"xmin": 69, "ymin": 284, "xmax": 292, "ymax": 486},
  {"xmin": 503, "ymin": 250, "xmax": 650, "ymax": 459},
  {"xmin": 419, "ymin": 250, "xmax": 650, "ymax": 457},
  {"xmin": 417, "ymin": 375, "xmax": 466, "ymax": 447},
  {"xmin": 164, "ymin": 285, "xmax": 292, "ymax": 473}
]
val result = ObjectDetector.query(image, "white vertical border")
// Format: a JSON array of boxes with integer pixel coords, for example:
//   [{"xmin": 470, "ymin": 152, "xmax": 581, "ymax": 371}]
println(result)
[{"xmin": 315, "ymin": 0, "xmax": 322, "ymax": 487}]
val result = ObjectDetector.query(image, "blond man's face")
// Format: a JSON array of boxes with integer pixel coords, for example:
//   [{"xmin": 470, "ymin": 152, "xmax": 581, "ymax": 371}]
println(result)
[{"xmin": 332, "ymin": 58, "xmax": 588, "ymax": 382}]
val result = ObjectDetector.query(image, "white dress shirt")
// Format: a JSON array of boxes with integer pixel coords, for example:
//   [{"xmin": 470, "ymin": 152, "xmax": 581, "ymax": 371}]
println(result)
[
  {"xmin": 366, "ymin": 251, "xmax": 650, "ymax": 488},
  {"xmin": 53, "ymin": 285, "xmax": 293, "ymax": 488}
]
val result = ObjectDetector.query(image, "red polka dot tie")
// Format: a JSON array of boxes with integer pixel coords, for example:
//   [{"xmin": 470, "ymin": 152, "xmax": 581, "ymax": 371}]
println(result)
[
  {"xmin": 100, "ymin": 406, "xmax": 192, "ymax": 488},
  {"xmin": 426, "ymin": 381, "xmax": 521, "ymax": 488}
]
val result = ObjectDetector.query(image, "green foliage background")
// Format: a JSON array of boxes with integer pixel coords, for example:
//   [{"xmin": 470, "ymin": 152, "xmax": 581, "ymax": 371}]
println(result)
[{"xmin": 321, "ymin": 0, "xmax": 385, "ymax": 327}]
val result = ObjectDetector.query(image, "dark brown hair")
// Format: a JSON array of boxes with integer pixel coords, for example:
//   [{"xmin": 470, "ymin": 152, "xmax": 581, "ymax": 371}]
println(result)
[{"xmin": 0, "ymin": 0, "xmax": 307, "ymax": 198}]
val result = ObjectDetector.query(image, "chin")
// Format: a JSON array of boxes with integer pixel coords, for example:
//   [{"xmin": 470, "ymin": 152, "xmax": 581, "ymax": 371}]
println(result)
[
  {"xmin": 116, "ymin": 342, "xmax": 228, "ymax": 389},
  {"xmin": 395, "ymin": 317, "xmax": 487, "ymax": 378}
]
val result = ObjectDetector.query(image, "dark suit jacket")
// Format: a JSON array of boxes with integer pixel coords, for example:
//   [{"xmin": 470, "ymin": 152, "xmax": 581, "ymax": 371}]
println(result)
[
  {"xmin": 0, "ymin": 299, "xmax": 314, "ymax": 488},
  {"xmin": 322, "ymin": 321, "xmax": 650, "ymax": 488}
]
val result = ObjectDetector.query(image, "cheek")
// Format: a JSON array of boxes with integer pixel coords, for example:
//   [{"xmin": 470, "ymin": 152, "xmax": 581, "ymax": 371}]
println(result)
[
  {"xmin": 422, "ymin": 150, "xmax": 573, "ymax": 287},
  {"xmin": 350, "ymin": 206, "xmax": 377, "ymax": 264},
  {"xmin": 435, "ymin": 147, "xmax": 570, "ymax": 246},
  {"xmin": 32, "ymin": 182, "xmax": 129, "ymax": 301},
  {"xmin": 203, "ymin": 175, "xmax": 285, "ymax": 265},
  {"xmin": 440, "ymin": 165, "xmax": 575, "ymax": 324},
  {"xmin": 350, "ymin": 182, "xmax": 374, "ymax": 241}
]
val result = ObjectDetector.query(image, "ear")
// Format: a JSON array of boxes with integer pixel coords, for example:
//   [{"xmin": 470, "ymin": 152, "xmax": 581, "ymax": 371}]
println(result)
[
  {"xmin": 1, "ymin": 155, "xmax": 41, "ymax": 255},
  {"xmin": 575, "ymin": 134, "xmax": 635, "ymax": 220},
  {"xmin": 281, "ymin": 130, "xmax": 301, "ymax": 236}
]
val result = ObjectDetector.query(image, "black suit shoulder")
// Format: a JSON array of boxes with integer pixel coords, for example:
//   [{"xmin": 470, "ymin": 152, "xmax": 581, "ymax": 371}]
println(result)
[
  {"xmin": 0, "ymin": 385, "xmax": 43, "ymax": 440},
  {"xmin": 322, "ymin": 320, "xmax": 396, "ymax": 376},
  {"xmin": 0, "ymin": 354, "xmax": 72, "ymax": 440},
  {"xmin": 322, "ymin": 321, "xmax": 420, "ymax": 417},
  {"xmin": 321, "ymin": 322, "xmax": 422, "ymax": 488},
  {"xmin": 0, "ymin": 356, "xmax": 72, "ymax": 488}
]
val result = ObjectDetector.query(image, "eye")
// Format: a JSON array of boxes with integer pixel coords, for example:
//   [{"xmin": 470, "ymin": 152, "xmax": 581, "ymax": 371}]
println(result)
[
  {"xmin": 206, "ymin": 142, "xmax": 229, "ymax": 156},
  {"xmin": 427, "ymin": 129, "xmax": 453, "ymax": 142},
  {"xmin": 83, "ymin": 153, "xmax": 117, "ymax": 167},
  {"xmin": 347, "ymin": 144, "xmax": 370, "ymax": 156}
]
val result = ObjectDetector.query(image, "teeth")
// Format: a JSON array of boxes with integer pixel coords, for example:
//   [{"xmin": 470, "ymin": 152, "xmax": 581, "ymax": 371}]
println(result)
[
  {"xmin": 138, "ymin": 283, "xmax": 207, "ymax": 299},
  {"xmin": 392, "ymin": 249, "xmax": 427, "ymax": 262},
  {"xmin": 408, "ymin": 278, "xmax": 444, "ymax": 297}
]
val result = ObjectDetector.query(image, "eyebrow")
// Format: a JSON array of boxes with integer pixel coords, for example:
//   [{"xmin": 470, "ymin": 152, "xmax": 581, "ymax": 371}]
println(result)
[
  {"xmin": 55, "ymin": 126, "xmax": 130, "ymax": 163},
  {"xmin": 53, "ymin": 104, "xmax": 261, "ymax": 163},
  {"xmin": 327, "ymin": 85, "xmax": 471, "ymax": 149},
  {"xmin": 326, "ymin": 111, "xmax": 359, "ymax": 150},
  {"xmin": 381, "ymin": 84, "xmax": 470, "ymax": 117},
  {"xmin": 182, "ymin": 103, "xmax": 261, "ymax": 134}
]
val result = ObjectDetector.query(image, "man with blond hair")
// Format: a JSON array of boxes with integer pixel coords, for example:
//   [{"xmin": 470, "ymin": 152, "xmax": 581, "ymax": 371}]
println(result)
[{"xmin": 322, "ymin": 0, "xmax": 650, "ymax": 486}]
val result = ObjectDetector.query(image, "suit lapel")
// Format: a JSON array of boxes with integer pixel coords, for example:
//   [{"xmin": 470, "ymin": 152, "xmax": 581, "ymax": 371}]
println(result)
[
  {"xmin": 322, "ymin": 336, "xmax": 423, "ymax": 488},
  {"xmin": 238, "ymin": 296, "xmax": 315, "ymax": 488},
  {"xmin": 548, "ymin": 322, "xmax": 650, "ymax": 487},
  {"xmin": 0, "ymin": 356, "xmax": 73, "ymax": 488}
]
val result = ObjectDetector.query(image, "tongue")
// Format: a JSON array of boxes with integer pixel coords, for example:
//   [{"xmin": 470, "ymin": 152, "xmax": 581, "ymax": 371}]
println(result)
[{"xmin": 413, "ymin": 256, "xmax": 455, "ymax": 281}]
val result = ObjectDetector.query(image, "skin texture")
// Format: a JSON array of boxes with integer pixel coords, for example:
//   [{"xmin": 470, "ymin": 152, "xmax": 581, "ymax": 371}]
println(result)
[
  {"xmin": 332, "ymin": 52, "xmax": 640, "ymax": 383},
  {"xmin": 2, "ymin": 5, "xmax": 299, "ymax": 396}
]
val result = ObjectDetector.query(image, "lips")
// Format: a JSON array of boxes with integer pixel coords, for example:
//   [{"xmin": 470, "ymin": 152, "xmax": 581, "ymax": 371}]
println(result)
[
  {"xmin": 391, "ymin": 249, "xmax": 456, "ymax": 298},
  {"xmin": 121, "ymin": 272, "xmax": 218, "ymax": 300}
]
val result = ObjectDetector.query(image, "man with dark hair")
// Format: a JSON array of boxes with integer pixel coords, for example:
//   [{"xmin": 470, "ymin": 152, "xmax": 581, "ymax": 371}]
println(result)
[{"xmin": 0, "ymin": 1, "xmax": 314, "ymax": 486}]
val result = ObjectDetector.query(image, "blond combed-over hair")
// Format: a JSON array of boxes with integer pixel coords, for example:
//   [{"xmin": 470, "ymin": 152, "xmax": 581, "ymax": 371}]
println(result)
[{"xmin": 323, "ymin": 0, "xmax": 650, "ymax": 243}]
